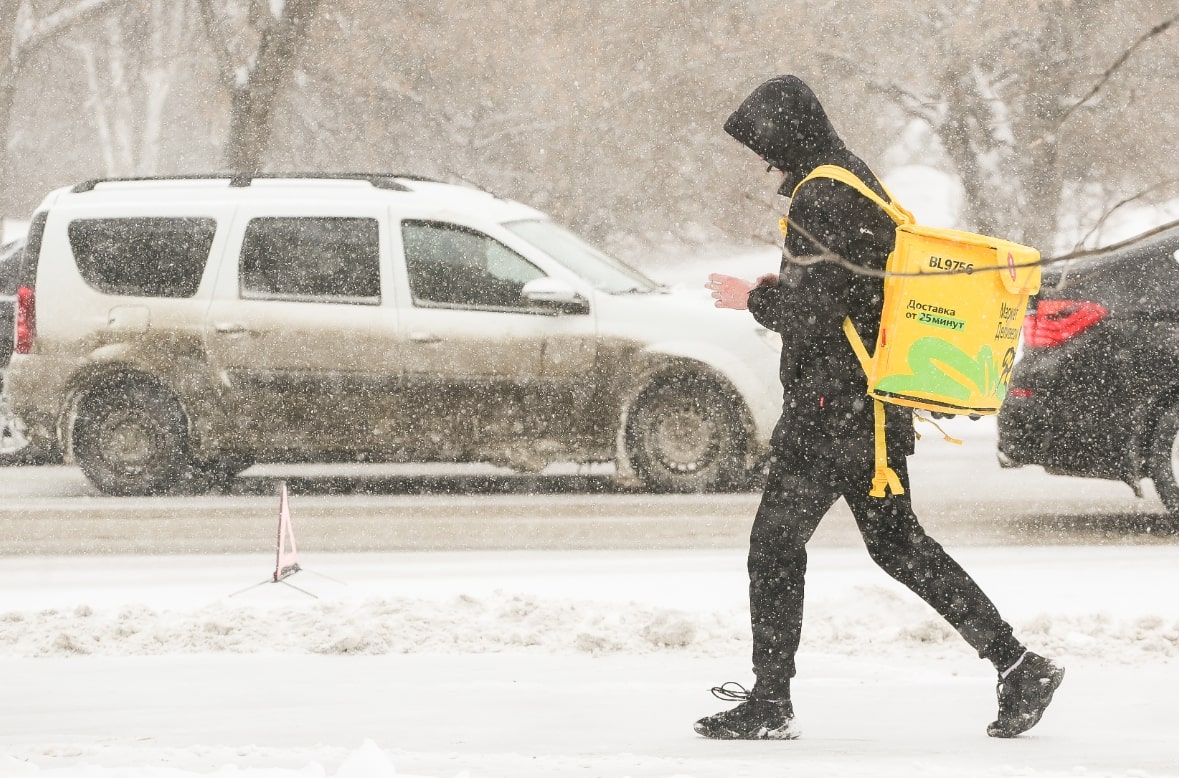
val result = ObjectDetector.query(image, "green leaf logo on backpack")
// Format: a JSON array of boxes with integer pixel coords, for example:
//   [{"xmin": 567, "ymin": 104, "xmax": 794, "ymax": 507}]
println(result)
[{"xmin": 873, "ymin": 337, "xmax": 1007, "ymax": 403}]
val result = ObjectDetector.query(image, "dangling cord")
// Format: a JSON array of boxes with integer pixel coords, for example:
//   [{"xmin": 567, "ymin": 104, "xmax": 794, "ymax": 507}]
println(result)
[
  {"xmin": 913, "ymin": 411, "xmax": 964, "ymax": 445},
  {"xmin": 710, "ymin": 681, "xmax": 753, "ymax": 702}
]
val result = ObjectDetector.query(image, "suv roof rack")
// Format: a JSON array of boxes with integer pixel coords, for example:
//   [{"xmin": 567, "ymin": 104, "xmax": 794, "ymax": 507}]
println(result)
[{"xmin": 70, "ymin": 173, "xmax": 443, "ymax": 194}]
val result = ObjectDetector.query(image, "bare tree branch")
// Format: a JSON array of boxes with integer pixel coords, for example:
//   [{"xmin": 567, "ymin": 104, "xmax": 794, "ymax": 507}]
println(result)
[
  {"xmin": 1072, "ymin": 177, "xmax": 1179, "ymax": 252},
  {"xmin": 1057, "ymin": 12, "xmax": 1179, "ymax": 127},
  {"xmin": 746, "ymin": 197, "xmax": 1179, "ymax": 281},
  {"xmin": 22, "ymin": 0, "xmax": 128, "ymax": 52},
  {"xmin": 816, "ymin": 51, "xmax": 942, "ymax": 125},
  {"xmin": 1, "ymin": 0, "xmax": 129, "ymax": 212}
]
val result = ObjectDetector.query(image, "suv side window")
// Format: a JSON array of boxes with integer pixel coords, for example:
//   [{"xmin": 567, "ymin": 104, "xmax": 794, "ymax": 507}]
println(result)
[
  {"xmin": 67, "ymin": 217, "xmax": 216, "ymax": 298},
  {"xmin": 240, "ymin": 217, "xmax": 381, "ymax": 304},
  {"xmin": 402, "ymin": 220, "xmax": 544, "ymax": 309}
]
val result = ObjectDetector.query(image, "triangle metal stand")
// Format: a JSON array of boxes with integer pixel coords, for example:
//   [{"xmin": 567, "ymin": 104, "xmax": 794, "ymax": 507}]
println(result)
[{"xmin": 230, "ymin": 480, "xmax": 336, "ymax": 600}]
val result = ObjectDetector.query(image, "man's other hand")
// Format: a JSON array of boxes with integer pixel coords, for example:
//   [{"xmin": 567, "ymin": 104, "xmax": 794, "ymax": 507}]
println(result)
[
  {"xmin": 707, "ymin": 272, "xmax": 778, "ymax": 310},
  {"xmin": 706, "ymin": 273, "xmax": 755, "ymax": 310}
]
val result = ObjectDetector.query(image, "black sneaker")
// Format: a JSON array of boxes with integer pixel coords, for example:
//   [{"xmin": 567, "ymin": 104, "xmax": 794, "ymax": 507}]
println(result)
[
  {"xmin": 693, "ymin": 682, "xmax": 800, "ymax": 740},
  {"xmin": 987, "ymin": 652, "xmax": 1065, "ymax": 738}
]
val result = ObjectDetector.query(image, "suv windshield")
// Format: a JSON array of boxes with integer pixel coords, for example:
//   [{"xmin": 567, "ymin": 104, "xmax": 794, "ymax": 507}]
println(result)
[{"xmin": 504, "ymin": 219, "xmax": 662, "ymax": 294}]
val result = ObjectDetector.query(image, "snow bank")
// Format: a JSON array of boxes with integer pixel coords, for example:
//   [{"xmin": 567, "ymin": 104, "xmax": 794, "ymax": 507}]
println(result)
[{"xmin": 3, "ymin": 548, "xmax": 1177, "ymax": 664}]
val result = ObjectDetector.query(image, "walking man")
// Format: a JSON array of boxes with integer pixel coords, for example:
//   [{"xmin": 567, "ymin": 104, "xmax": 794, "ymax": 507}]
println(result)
[{"xmin": 695, "ymin": 74, "xmax": 1064, "ymax": 740}]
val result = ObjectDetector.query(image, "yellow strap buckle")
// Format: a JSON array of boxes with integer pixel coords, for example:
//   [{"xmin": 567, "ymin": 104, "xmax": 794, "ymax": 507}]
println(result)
[{"xmin": 869, "ymin": 398, "xmax": 904, "ymax": 498}]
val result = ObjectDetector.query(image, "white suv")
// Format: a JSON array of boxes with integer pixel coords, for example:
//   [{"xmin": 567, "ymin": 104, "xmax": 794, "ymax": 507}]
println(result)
[{"xmin": 6, "ymin": 174, "xmax": 781, "ymax": 495}]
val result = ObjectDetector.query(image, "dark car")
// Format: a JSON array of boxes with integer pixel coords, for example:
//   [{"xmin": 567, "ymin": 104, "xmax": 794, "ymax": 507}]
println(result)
[
  {"xmin": 997, "ymin": 223, "xmax": 1179, "ymax": 515},
  {"xmin": 0, "ymin": 238, "xmax": 20, "ymax": 368},
  {"xmin": 1, "ymin": 237, "xmax": 44, "ymax": 464}
]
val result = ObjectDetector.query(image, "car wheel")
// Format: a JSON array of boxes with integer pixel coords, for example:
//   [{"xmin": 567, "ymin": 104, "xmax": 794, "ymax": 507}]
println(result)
[
  {"xmin": 72, "ymin": 382, "xmax": 196, "ymax": 496},
  {"xmin": 1149, "ymin": 401, "xmax": 1179, "ymax": 516},
  {"xmin": 625, "ymin": 375, "xmax": 746, "ymax": 493}
]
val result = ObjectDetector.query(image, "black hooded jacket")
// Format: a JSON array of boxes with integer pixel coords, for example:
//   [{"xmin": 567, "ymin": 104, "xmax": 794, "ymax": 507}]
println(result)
[{"xmin": 725, "ymin": 75, "xmax": 914, "ymax": 464}]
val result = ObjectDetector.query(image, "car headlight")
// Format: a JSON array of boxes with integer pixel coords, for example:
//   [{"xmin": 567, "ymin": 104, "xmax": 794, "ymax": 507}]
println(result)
[{"xmin": 755, "ymin": 327, "xmax": 782, "ymax": 351}]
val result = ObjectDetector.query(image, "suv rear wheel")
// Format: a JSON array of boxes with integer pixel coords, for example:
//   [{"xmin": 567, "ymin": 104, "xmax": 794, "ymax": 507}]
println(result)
[
  {"xmin": 72, "ymin": 382, "xmax": 195, "ymax": 496},
  {"xmin": 1148, "ymin": 401, "xmax": 1179, "ymax": 516},
  {"xmin": 625, "ymin": 375, "xmax": 746, "ymax": 493}
]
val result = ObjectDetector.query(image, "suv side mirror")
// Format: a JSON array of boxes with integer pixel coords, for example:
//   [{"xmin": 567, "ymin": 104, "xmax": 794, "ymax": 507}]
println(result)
[{"xmin": 522, "ymin": 278, "xmax": 589, "ymax": 314}]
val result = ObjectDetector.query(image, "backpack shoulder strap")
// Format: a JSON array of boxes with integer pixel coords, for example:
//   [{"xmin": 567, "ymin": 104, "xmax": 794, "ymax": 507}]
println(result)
[{"xmin": 793, "ymin": 164, "xmax": 915, "ymax": 227}]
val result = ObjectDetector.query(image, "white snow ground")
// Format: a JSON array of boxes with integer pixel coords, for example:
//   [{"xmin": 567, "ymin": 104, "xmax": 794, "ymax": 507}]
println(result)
[{"xmin": 2, "ymin": 535, "xmax": 1178, "ymax": 777}]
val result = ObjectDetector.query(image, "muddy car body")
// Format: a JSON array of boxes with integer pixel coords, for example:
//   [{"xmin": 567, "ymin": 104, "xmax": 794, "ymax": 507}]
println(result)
[{"xmin": 6, "ymin": 174, "xmax": 782, "ymax": 495}]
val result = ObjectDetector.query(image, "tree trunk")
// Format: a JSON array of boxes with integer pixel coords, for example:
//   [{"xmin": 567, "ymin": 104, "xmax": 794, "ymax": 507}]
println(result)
[
  {"xmin": 226, "ymin": 87, "xmax": 274, "ymax": 173},
  {"xmin": 1018, "ymin": 106, "xmax": 1066, "ymax": 256},
  {"xmin": 936, "ymin": 73, "xmax": 995, "ymax": 235},
  {"xmin": 0, "ymin": 0, "xmax": 23, "ymax": 214},
  {"xmin": 0, "ymin": 73, "xmax": 19, "ymax": 214},
  {"xmin": 212, "ymin": 0, "xmax": 322, "ymax": 174}
]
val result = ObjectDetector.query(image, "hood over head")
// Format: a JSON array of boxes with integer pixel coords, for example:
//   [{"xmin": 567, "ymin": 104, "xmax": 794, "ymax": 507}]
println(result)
[{"xmin": 724, "ymin": 75, "xmax": 853, "ymax": 195}]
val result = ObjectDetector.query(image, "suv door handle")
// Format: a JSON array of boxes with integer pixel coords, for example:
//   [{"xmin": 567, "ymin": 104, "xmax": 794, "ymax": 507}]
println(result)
[
  {"xmin": 213, "ymin": 323, "xmax": 257, "ymax": 336},
  {"xmin": 409, "ymin": 332, "xmax": 442, "ymax": 344}
]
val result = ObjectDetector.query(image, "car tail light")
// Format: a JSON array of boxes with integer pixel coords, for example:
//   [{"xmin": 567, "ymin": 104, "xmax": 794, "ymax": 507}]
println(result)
[
  {"xmin": 15, "ymin": 285, "xmax": 35, "ymax": 354},
  {"xmin": 1022, "ymin": 299, "xmax": 1106, "ymax": 348}
]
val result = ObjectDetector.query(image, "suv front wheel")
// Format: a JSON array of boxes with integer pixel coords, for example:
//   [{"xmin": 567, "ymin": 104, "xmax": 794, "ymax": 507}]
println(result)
[
  {"xmin": 72, "ymin": 381, "xmax": 196, "ymax": 496},
  {"xmin": 625, "ymin": 375, "xmax": 746, "ymax": 493}
]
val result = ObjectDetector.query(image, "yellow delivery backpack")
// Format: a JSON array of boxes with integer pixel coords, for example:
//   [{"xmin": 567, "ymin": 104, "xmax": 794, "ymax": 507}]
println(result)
[{"xmin": 785, "ymin": 165, "xmax": 1042, "ymax": 497}]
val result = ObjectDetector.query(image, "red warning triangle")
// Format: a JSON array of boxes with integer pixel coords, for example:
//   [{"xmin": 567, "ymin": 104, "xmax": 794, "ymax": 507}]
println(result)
[{"xmin": 274, "ymin": 481, "xmax": 301, "ymax": 582}]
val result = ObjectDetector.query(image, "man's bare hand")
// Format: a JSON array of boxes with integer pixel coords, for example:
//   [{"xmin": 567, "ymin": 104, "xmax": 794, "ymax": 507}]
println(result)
[
  {"xmin": 706, "ymin": 273, "xmax": 755, "ymax": 310},
  {"xmin": 706, "ymin": 272, "xmax": 778, "ymax": 310}
]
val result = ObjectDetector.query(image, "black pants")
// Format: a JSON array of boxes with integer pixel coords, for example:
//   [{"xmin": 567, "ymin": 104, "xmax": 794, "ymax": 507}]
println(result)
[{"xmin": 747, "ymin": 451, "xmax": 1024, "ymax": 698}]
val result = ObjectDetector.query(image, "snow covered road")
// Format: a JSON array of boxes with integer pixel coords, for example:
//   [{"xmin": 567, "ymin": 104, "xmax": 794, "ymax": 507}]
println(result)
[
  {"xmin": 1, "ymin": 416, "xmax": 1174, "ymax": 556},
  {"xmin": 2, "ymin": 545, "xmax": 1177, "ymax": 777}
]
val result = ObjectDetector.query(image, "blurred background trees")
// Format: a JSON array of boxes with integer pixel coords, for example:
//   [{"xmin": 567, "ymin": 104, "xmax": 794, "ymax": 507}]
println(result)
[{"xmin": 2, "ymin": 0, "xmax": 1177, "ymax": 259}]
